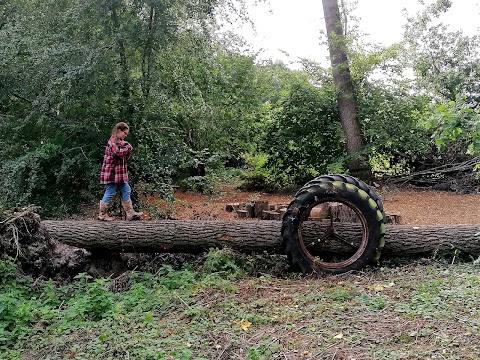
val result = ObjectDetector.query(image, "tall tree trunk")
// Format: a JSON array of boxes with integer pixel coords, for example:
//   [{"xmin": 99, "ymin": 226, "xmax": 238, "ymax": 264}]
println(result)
[
  {"xmin": 42, "ymin": 220, "xmax": 480, "ymax": 258},
  {"xmin": 110, "ymin": 0, "xmax": 133, "ymax": 116},
  {"xmin": 141, "ymin": 4, "xmax": 156, "ymax": 99},
  {"xmin": 322, "ymin": 0, "xmax": 370, "ymax": 179}
]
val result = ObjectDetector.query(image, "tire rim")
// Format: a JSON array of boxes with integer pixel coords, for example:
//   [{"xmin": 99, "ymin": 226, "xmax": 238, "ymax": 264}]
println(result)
[{"xmin": 297, "ymin": 197, "xmax": 369, "ymax": 269}]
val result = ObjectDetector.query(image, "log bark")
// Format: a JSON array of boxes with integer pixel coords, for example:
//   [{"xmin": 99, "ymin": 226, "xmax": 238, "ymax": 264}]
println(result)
[{"xmin": 42, "ymin": 220, "xmax": 480, "ymax": 257}]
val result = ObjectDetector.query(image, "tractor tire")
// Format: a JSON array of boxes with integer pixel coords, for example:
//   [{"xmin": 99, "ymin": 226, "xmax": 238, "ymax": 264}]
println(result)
[
  {"xmin": 297, "ymin": 174, "xmax": 385, "ymax": 219},
  {"xmin": 282, "ymin": 178, "xmax": 386, "ymax": 274}
]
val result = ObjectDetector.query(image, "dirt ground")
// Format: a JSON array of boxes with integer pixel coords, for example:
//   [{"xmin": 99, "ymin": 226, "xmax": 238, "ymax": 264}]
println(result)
[{"xmin": 162, "ymin": 183, "xmax": 480, "ymax": 225}]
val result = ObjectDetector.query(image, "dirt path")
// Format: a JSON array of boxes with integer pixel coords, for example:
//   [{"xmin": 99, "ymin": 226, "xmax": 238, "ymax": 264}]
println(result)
[
  {"xmin": 164, "ymin": 184, "xmax": 480, "ymax": 225},
  {"xmin": 382, "ymin": 189, "xmax": 480, "ymax": 225}
]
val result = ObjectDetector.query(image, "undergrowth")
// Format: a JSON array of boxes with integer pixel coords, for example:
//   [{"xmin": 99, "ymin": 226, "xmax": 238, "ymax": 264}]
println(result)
[{"xmin": 1, "ymin": 251, "xmax": 479, "ymax": 360}]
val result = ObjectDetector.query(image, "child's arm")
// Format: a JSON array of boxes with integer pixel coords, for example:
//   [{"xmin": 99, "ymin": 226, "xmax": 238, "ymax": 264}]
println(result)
[{"xmin": 108, "ymin": 136, "xmax": 133, "ymax": 157}]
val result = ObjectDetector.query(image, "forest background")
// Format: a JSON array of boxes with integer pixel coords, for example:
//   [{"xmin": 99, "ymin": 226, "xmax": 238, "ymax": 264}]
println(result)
[
  {"xmin": 1, "ymin": 0, "xmax": 479, "ymax": 216},
  {"xmin": 2, "ymin": 1, "xmax": 480, "ymax": 359}
]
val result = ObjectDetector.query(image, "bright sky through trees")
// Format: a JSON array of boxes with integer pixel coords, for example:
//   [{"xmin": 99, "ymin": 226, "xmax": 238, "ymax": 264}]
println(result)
[{"xmin": 227, "ymin": 0, "xmax": 480, "ymax": 68}]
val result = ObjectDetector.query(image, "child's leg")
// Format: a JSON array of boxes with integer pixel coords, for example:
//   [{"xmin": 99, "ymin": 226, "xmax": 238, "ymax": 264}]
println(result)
[
  {"xmin": 118, "ymin": 182, "xmax": 131, "ymax": 201},
  {"xmin": 119, "ymin": 183, "xmax": 143, "ymax": 220},
  {"xmin": 99, "ymin": 183, "xmax": 117, "ymax": 221},
  {"xmin": 102, "ymin": 183, "xmax": 118, "ymax": 203}
]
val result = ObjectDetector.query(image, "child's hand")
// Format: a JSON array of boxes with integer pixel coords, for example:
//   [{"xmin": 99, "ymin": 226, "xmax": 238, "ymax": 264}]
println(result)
[{"xmin": 108, "ymin": 136, "xmax": 132, "ymax": 156}]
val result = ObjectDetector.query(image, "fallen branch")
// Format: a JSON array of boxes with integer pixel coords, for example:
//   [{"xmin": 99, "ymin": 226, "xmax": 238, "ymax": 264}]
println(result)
[{"xmin": 389, "ymin": 157, "xmax": 479, "ymax": 183}]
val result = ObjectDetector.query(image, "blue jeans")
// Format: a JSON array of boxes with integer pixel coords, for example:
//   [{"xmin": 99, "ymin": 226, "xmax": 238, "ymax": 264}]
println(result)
[{"xmin": 102, "ymin": 183, "xmax": 131, "ymax": 202}]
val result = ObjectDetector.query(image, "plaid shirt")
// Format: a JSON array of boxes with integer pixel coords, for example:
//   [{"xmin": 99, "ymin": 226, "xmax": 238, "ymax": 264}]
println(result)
[{"xmin": 99, "ymin": 136, "xmax": 133, "ymax": 184}]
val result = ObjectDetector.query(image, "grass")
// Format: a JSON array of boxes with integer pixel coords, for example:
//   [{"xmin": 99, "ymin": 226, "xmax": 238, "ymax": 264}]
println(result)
[{"xmin": 1, "ymin": 252, "xmax": 480, "ymax": 360}]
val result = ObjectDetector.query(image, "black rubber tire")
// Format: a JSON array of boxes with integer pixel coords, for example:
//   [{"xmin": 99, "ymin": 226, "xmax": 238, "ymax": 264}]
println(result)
[
  {"xmin": 295, "ymin": 175, "xmax": 386, "ymax": 261},
  {"xmin": 296, "ymin": 174, "xmax": 385, "ymax": 219},
  {"xmin": 282, "ymin": 179, "xmax": 386, "ymax": 274}
]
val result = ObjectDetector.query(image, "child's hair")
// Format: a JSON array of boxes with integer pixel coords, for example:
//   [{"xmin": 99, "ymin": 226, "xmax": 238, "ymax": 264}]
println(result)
[{"xmin": 111, "ymin": 122, "xmax": 129, "ymax": 135}]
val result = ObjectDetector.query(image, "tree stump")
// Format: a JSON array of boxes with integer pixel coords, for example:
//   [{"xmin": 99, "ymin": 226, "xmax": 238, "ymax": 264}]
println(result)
[
  {"xmin": 308, "ymin": 204, "xmax": 329, "ymax": 220},
  {"xmin": 245, "ymin": 202, "xmax": 255, "ymax": 218},
  {"xmin": 236, "ymin": 210, "xmax": 248, "ymax": 219},
  {"xmin": 262, "ymin": 210, "xmax": 281, "ymax": 220},
  {"xmin": 225, "ymin": 203, "xmax": 240, "ymax": 212},
  {"xmin": 254, "ymin": 201, "xmax": 269, "ymax": 219},
  {"xmin": 386, "ymin": 213, "xmax": 402, "ymax": 225}
]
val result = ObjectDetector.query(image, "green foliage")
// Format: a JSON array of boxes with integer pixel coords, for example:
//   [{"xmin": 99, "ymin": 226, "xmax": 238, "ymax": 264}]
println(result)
[
  {"xmin": 0, "ymin": 259, "xmax": 18, "ymax": 286},
  {"xmin": 422, "ymin": 97, "xmax": 480, "ymax": 156},
  {"xmin": 0, "ymin": 260, "xmax": 52, "ymax": 350},
  {"xmin": 0, "ymin": 0, "xmax": 263, "ymax": 214},
  {"xmin": 239, "ymin": 152, "xmax": 276, "ymax": 191},
  {"xmin": 317, "ymin": 13, "xmax": 436, "ymax": 176},
  {"xmin": 64, "ymin": 274, "xmax": 114, "ymax": 321},
  {"xmin": 202, "ymin": 248, "xmax": 245, "ymax": 280},
  {"xmin": 177, "ymin": 149, "xmax": 224, "ymax": 194},
  {"xmin": 259, "ymin": 73, "xmax": 345, "ymax": 187},
  {"xmin": 156, "ymin": 265, "xmax": 197, "ymax": 290},
  {"xmin": 4, "ymin": 260, "xmax": 480, "ymax": 358},
  {"xmin": 406, "ymin": 14, "xmax": 480, "ymax": 103},
  {"xmin": 357, "ymin": 83, "xmax": 433, "ymax": 175},
  {"xmin": 179, "ymin": 176, "xmax": 215, "ymax": 194},
  {"xmin": 0, "ymin": 142, "xmax": 98, "ymax": 213},
  {"xmin": 403, "ymin": 2, "xmax": 480, "ymax": 159},
  {"xmin": 2, "ymin": 0, "xmax": 479, "ymax": 212}
]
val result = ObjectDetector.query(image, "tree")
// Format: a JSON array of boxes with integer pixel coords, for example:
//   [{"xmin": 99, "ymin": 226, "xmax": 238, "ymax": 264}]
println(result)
[
  {"xmin": 321, "ymin": 0, "xmax": 369, "ymax": 178},
  {"xmin": 0, "ymin": 0, "xmax": 264, "ymax": 211},
  {"xmin": 262, "ymin": 74, "xmax": 345, "ymax": 186},
  {"xmin": 404, "ymin": 0, "xmax": 480, "ymax": 157}
]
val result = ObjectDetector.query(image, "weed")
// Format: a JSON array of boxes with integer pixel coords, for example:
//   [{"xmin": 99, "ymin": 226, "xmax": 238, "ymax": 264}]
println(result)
[
  {"xmin": 201, "ymin": 248, "xmax": 245, "ymax": 279},
  {"xmin": 157, "ymin": 265, "xmax": 197, "ymax": 290},
  {"xmin": 247, "ymin": 345, "xmax": 276, "ymax": 360},
  {"xmin": 367, "ymin": 296, "xmax": 388, "ymax": 310},
  {"xmin": 0, "ymin": 258, "xmax": 25, "ymax": 286},
  {"xmin": 63, "ymin": 274, "xmax": 114, "ymax": 321},
  {"xmin": 3, "ymin": 260, "xmax": 480, "ymax": 359}
]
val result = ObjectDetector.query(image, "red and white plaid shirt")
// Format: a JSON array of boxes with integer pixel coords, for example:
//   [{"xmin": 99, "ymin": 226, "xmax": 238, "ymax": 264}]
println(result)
[{"xmin": 99, "ymin": 136, "xmax": 133, "ymax": 184}]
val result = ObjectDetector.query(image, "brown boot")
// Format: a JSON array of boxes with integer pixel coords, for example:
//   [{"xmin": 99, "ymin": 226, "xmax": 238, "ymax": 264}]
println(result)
[
  {"xmin": 122, "ymin": 200, "xmax": 143, "ymax": 221},
  {"xmin": 98, "ymin": 201, "xmax": 115, "ymax": 221}
]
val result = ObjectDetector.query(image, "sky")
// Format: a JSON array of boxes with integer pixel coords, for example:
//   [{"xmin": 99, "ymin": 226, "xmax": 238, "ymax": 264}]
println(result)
[{"xmin": 225, "ymin": 0, "xmax": 480, "ymax": 68}]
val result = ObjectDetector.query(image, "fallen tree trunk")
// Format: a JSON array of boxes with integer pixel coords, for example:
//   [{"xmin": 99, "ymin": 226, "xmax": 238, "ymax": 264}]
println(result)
[
  {"xmin": 43, "ymin": 220, "xmax": 281, "ymax": 253},
  {"xmin": 43, "ymin": 220, "xmax": 480, "ymax": 257}
]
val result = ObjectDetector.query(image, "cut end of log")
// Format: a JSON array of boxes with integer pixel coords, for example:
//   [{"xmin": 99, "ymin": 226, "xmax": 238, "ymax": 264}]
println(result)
[
  {"xmin": 236, "ymin": 209, "xmax": 248, "ymax": 218},
  {"xmin": 262, "ymin": 210, "xmax": 281, "ymax": 220},
  {"xmin": 386, "ymin": 213, "xmax": 402, "ymax": 225},
  {"xmin": 226, "ymin": 203, "xmax": 240, "ymax": 212}
]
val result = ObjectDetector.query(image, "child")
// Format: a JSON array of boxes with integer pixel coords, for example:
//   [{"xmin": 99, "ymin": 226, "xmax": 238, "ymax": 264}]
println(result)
[{"xmin": 98, "ymin": 122, "xmax": 143, "ymax": 221}]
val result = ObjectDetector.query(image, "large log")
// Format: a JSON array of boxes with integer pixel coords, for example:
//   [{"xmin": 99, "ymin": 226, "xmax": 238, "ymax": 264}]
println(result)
[{"xmin": 43, "ymin": 220, "xmax": 480, "ymax": 257}]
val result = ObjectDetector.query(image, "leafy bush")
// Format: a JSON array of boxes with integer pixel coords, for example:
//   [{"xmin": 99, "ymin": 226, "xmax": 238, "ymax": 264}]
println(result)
[
  {"xmin": 422, "ymin": 97, "xmax": 480, "ymax": 156},
  {"xmin": 0, "ymin": 142, "xmax": 99, "ymax": 214},
  {"xmin": 238, "ymin": 152, "xmax": 278, "ymax": 191},
  {"xmin": 156, "ymin": 265, "xmax": 197, "ymax": 290},
  {"xmin": 0, "ymin": 260, "xmax": 54, "ymax": 350},
  {"xmin": 260, "ymin": 78, "xmax": 345, "ymax": 186},
  {"xmin": 176, "ymin": 149, "xmax": 225, "ymax": 194},
  {"xmin": 0, "ymin": 259, "xmax": 18, "ymax": 286},
  {"xmin": 357, "ymin": 83, "xmax": 433, "ymax": 175}
]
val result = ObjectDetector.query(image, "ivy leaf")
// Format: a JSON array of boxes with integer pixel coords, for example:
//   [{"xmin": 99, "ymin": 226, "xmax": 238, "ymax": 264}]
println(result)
[{"xmin": 145, "ymin": 313, "xmax": 154, "ymax": 322}]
